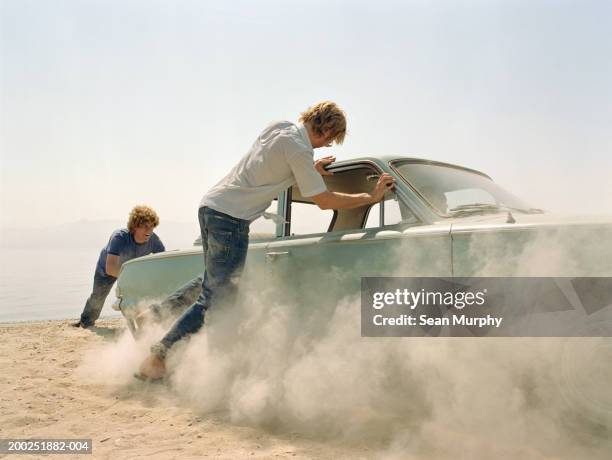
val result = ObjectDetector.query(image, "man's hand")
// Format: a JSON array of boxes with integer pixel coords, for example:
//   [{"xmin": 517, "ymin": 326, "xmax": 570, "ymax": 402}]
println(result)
[
  {"xmin": 369, "ymin": 173, "xmax": 395, "ymax": 203},
  {"xmin": 314, "ymin": 155, "xmax": 336, "ymax": 176}
]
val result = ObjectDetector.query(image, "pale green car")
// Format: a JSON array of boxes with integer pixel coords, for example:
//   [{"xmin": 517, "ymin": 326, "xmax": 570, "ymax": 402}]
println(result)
[{"xmin": 113, "ymin": 156, "xmax": 612, "ymax": 334}]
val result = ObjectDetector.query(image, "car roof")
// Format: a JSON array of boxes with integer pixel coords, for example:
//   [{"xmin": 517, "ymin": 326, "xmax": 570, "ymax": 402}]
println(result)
[{"xmin": 327, "ymin": 155, "xmax": 492, "ymax": 180}]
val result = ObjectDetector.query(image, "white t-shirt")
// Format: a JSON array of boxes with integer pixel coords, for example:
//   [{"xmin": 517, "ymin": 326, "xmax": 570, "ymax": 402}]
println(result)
[{"xmin": 200, "ymin": 121, "xmax": 328, "ymax": 221}]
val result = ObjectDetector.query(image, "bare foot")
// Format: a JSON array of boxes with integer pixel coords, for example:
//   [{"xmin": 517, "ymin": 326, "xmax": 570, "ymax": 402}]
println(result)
[{"xmin": 138, "ymin": 354, "xmax": 166, "ymax": 380}]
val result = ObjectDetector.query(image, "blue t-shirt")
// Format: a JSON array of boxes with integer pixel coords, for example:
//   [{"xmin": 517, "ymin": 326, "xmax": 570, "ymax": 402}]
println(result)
[{"xmin": 96, "ymin": 228, "xmax": 165, "ymax": 277}]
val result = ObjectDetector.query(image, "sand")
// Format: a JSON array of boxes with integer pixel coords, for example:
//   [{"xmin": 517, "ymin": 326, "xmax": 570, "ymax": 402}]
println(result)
[
  {"xmin": 3, "ymin": 316, "xmax": 611, "ymax": 460},
  {"xmin": 0, "ymin": 318, "xmax": 371, "ymax": 460}
]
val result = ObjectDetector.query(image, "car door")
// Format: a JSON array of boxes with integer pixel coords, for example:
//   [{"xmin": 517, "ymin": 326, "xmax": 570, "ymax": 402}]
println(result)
[{"xmin": 263, "ymin": 172, "xmax": 452, "ymax": 313}]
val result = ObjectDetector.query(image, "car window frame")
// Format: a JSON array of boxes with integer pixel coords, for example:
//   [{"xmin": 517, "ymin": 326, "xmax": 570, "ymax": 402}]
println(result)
[
  {"xmin": 275, "ymin": 161, "xmax": 421, "ymax": 239},
  {"xmin": 389, "ymin": 158, "xmax": 494, "ymax": 218}
]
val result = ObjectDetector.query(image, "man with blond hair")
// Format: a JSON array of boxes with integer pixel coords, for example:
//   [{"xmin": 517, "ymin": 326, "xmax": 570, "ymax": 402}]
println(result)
[
  {"xmin": 73, "ymin": 205, "xmax": 165, "ymax": 328},
  {"xmin": 138, "ymin": 101, "xmax": 394, "ymax": 379}
]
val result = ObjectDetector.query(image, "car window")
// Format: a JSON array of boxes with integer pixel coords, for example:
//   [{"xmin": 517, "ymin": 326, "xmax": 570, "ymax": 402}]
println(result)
[
  {"xmin": 286, "ymin": 165, "xmax": 417, "ymax": 236},
  {"xmin": 365, "ymin": 198, "xmax": 418, "ymax": 229},
  {"xmin": 392, "ymin": 161, "xmax": 532, "ymax": 215},
  {"xmin": 365, "ymin": 203, "xmax": 381, "ymax": 228},
  {"xmin": 248, "ymin": 202, "xmax": 278, "ymax": 240},
  {"xmin": 384, "ymin": 199, "xmax": 402, "ymax": 225},
  {"xmin": 289, "ymin": 201, "xmax": 335, "ymax": 235},
  {"xmin": 444, "ymin": 188, "xmax": 495, "ymax": 211}
]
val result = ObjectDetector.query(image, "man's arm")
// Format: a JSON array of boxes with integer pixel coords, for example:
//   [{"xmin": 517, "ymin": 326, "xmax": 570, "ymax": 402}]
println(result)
[
  {"xmin": 310, "ymin": 173, "xmax": 395, "ymax": 210},
  {"xmin": 105, "ymin": 254, "xmax": 121, "ymax": 278}
]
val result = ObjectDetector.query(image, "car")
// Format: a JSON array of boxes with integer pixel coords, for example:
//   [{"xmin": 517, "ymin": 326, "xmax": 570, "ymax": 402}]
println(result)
[{"xmin": 112, "ymin": 155, "xmax": 612, "ymax": 335}]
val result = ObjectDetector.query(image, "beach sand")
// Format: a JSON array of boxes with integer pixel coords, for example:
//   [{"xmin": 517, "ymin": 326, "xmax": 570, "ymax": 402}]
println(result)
[{"xmin": 0, "ymin": 318, "xmax": 371, "ymax": 460}]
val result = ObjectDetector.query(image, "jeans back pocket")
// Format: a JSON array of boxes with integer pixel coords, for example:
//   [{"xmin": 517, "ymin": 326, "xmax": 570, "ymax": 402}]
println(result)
[{"xmin": 207, "ymin": 229, "xmax": 233, "ymax": 262}]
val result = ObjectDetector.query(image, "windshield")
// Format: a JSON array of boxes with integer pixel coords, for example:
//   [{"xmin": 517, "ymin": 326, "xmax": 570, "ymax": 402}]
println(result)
[{"xmin": 391, "ymin": 160, "xmax": 534, "ymax": 216}]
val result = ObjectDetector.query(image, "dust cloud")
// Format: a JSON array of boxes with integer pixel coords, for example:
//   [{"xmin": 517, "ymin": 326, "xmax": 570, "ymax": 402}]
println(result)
[{"xmin": 80, "ymin": 224, "xmax": 612, "ymax": 459}]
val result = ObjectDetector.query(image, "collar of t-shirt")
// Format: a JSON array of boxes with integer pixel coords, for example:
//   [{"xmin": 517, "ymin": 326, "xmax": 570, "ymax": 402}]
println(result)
[{"xmin": 297, "ymin": 123, "xmax": 313, "ymax": 151}]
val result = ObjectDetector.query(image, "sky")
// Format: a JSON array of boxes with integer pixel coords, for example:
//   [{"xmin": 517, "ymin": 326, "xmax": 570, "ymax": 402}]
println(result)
[{"xmin": 1, "ymin": 0, "xmax": 611, "ymax": 233}]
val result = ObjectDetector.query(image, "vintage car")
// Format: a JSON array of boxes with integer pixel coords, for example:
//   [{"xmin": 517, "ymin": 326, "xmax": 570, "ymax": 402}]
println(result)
[{"xmin": 112, "ymin": 156, "xmax": 612, "ymax": 335}]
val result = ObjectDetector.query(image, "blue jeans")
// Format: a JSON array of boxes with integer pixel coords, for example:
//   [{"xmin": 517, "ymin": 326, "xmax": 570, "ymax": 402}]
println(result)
[
  {"xmin": 149, "ymin": 275, "xmax": 204, "ymax": 322},
  {"xmin": 80, "ymin": 272, "xmax": 117, "ymax": 326},
  {"xmin": 154, "ymin": 207, "xmax": 249, "ymax": 356}
]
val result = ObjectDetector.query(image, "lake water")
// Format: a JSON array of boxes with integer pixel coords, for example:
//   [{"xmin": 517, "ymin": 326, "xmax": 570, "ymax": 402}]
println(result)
[{"xmin": 0, "ymin": 247, "xmax": 122, "ymax": 323}]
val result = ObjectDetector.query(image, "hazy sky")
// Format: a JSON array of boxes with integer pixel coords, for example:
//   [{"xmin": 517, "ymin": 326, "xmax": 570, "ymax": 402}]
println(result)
[{"xmin": 1, "ymin": 0, "xmax": 611, "ymax": 230}]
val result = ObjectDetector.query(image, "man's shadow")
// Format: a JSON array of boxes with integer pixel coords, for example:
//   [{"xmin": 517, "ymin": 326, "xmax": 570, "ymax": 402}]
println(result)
[{"xmin": 86, "ymin": 325, "xmax": 122, "ymax": 341}]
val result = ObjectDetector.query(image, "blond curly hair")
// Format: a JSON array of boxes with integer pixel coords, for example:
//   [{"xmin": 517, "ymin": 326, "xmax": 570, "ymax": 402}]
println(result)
[
  {"xmin": 127, "ymin": 205, "xmax": 160, "ymax": 232},
  {"xmin": 299, "ymin": 101, "xmax": 347, "ymax": 145}
]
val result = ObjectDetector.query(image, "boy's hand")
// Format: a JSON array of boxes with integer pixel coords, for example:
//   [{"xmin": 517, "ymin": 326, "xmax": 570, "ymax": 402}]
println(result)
[
  {"xmin": 315, "ymin": 155, "xmax": 336, "ymax": 176},
  {"xmin": 370, "ymin": 173, "xmax": 395, "ymax": 203}
]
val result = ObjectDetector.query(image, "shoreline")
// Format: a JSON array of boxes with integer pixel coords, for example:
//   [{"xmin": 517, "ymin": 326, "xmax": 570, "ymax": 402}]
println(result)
[{"xmin": 0, "ymin": 313, "xmax": 122, "ymax": 327}]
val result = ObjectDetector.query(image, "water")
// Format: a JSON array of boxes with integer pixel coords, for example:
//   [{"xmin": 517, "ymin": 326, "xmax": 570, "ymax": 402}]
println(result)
[{"xmin": 0, "ymin": 247, "xmax": 122, "ymax": 323}]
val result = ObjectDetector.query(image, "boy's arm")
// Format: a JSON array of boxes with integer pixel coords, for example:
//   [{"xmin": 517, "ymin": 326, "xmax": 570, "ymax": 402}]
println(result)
[
  {"xmin": 310, "ymin": 174, "xmax": 395, "ymax": 210},
  {"xmin": 105, "ymin": 254, "xmax": 121, "ymax": 277},
  {"xmin": 105, "ymin": 231, "xmax": 126, "ymax": 277}
]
